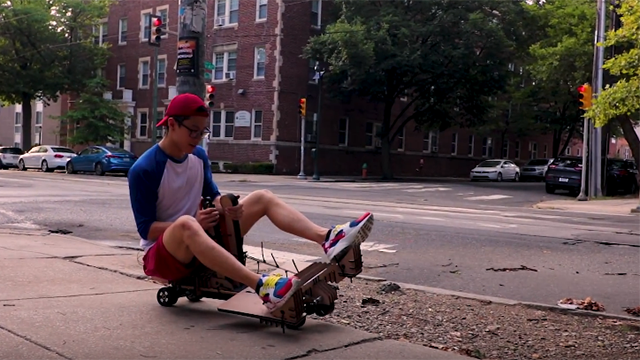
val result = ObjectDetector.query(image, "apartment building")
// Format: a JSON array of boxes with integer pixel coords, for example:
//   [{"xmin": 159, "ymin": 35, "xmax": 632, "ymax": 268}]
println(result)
[
  {"xmin": 0, "ymin": 98, "xmax": 67, "ymax": 151},
  {"xmin": 99, "ymin": 0, "xmax": 556, "ymax": 177}
]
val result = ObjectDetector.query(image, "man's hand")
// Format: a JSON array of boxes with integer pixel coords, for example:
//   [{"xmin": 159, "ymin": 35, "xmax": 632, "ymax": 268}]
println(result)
[
  {"xmin": 197, "ymin": 199, "xmax": 220, "ymax": 230},
  {"xmin": 225, "ymin": 197, "xmax": 244, "ymax": 221}
]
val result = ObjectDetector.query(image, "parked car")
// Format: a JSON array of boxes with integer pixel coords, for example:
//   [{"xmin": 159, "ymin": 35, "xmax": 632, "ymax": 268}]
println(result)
[
  {"xmin": 17, "ymin": 145, "xmax": 76, "ymax": 172},
  {"xmin": 545, "ymin": 156, "xmax": 638, "ymax": 196},
  {"xmin": 470, "ymin": 159, "xmax": 520, "ymax": 182},
  {"xmin": 520, "ymin": 158, "xmax": 554, "ymax": 181},
  {"xmin": 66, "ymin": 146, "xmax": 137, "ymax": 176},
  {"xmin": 0, "ymin": 146, "xmax": 24, "ymax": 169}
]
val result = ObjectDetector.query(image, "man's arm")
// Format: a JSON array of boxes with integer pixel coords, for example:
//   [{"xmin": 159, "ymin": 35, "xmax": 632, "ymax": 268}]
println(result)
[
  {"xmin": 197, "ymin": 147, "xmax": 221, "ymax": 202},
  {"xmin": 128, "ymin": 165, "xmax": 162, "ymax": 241}
]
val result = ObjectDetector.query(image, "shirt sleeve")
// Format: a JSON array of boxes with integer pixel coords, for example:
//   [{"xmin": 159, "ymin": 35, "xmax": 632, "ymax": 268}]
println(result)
[
  {"xmin": 128, "ymin": 165, "xmax": 158, "ymax": 240},
  {"xmin": 196, "ymin": 146, "xmax": 221, "ymax": 199}
]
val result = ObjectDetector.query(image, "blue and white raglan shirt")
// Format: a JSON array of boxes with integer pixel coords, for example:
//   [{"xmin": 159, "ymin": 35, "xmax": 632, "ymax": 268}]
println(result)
[{"xmin": 127, "ymin": 144, "xmax": 221, "ymax": 251}]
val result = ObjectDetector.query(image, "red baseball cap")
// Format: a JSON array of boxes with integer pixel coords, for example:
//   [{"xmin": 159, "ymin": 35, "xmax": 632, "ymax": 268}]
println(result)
[{"xmin": 156, "ymin": 93, "xmax": 209, "ymax": 127}]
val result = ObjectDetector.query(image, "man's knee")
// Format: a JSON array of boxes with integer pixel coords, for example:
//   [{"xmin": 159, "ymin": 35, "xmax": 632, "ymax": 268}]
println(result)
[
  {"xmin": 175, "ymin": 215, "xmax": 200, "ymax": 234},
  {"xmin": 249, "ymin": 189, "xmax": 274, "ymax": 204}
]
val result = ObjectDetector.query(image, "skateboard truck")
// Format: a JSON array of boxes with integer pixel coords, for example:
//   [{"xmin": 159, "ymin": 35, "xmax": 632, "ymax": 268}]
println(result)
[{"xmin": 155, "ymin": 193, "xmax": 370, "ymax": 333}]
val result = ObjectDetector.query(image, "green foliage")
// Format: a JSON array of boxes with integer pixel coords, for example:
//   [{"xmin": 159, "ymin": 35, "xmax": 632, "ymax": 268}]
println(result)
[
  {"xmin": 0, "ymin": 0, "xmax": 113, "ymax": 149},
  {"xmin": 586, "ymin": 0, "xmax": 640, "ymax": 127},
  {"xmin": 304, "ymin": 0, "xmax": 524, "ymax": 177},
  {"xmin": 224, "ymin": 162, "xmax": 274, "ymax": 174},
  {"xmin": 53, "ymin": 77, "xmax": 129, "ymax": 146}
]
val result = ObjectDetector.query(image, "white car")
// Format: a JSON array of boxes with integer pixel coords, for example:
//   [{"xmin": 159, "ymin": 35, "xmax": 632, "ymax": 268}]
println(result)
[
  {"xmin": 0, "ymin": 146, "xmax": 24, "ymax": 169},
  {"xmin": 17, "ymin": 145, "xmax": 77, "ymax": 172},
  {"xmin": 470, "ymin": 159, "xmax": 520, "ymax": 182}
]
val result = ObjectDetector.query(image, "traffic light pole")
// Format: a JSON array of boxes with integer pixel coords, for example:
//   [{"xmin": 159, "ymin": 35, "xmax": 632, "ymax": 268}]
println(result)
[
  {"xmin": 176, "ymin": 1, "xmax": 207, "ymax": 102},
  {"xmin": 151, "ymin": 46, "xmax": 160, "ymax": 145},
  {"xmin": 297, "ymin": 115, "xmax": 306, "ymax": 179},
  {"xmin": 593, "ymin": 0, "xmax": 606, "ymax": 198},
  {"xmin": 312, "ymin": 63, "xmax": 325, "ymax": 181}
]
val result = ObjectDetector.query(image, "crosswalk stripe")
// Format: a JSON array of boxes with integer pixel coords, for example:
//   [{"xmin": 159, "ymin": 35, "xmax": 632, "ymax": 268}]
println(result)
[{"xmin": 464, "ymin": 194, "xmax": 512, "ymax": 200}]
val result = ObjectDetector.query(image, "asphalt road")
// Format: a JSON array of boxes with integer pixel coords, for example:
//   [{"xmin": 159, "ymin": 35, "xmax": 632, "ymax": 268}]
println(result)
[{"xmin": 1, "ymin": 169, "xmax": 638, "ymax": 316}]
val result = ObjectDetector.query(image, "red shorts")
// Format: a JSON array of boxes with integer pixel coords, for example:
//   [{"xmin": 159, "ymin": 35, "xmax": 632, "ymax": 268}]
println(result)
[{"xmin": 142, "ymin": 233, "xmax": 197, "ymax": 282}]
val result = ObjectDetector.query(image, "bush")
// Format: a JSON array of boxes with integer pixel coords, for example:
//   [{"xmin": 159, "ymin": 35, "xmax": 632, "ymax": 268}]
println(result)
[{"xmin": 224, "ymin": 162, "xmax": 274, "ymax": 174}]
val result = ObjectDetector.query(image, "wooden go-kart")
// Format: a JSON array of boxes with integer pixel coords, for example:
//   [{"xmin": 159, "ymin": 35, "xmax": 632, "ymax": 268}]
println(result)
[{"xmin": 155, "ymin": 193, "xmax": 369, "ymax": 332}]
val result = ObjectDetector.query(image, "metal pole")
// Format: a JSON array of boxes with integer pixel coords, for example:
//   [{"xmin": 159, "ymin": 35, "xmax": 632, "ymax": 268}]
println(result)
[
  {"xmin": 177, "ymin": 0, "xmax": 206, "ymax": 99},
  {"xmin": 577, "ymin": 117, "xmax": 590, "ymax": 201},
  {"xmin": 297, "ymin": 115, "xmax": 306, "ymax": 179},
  {"xmin": 312, "ymin": 65, "xmax": 324, "ymax": 181},
  {"xmin": 151, "ymin": 46, "xmax": 159, "ymax": 145},
  {"xmin": 593, "ymin": 0, "xmax": 606, "ymax": 197}
]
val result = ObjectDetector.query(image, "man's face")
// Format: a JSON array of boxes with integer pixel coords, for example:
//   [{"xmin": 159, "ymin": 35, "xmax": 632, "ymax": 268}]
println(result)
[{"xmin": 168, "ymin": 115, "xmax": 210, "ymax": 153}]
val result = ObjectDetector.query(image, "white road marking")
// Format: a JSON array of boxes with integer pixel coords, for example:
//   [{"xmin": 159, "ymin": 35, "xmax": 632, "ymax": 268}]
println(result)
[
  {"xmin": 404, "ymin": 187, "xmax": 452, "ymax": 192},
  {"xmin": 464, "ymin": 194, "xmax": 513, "ymax": 201},
  {"xmin": 476, "ymin": 223, "xmax": 518, "ymax": 229},
  {"xmin": 360, "ymin": 242, "xmax": 398, "ymax": 253},
  {"xmin": 343, "ymin": 210, "xmax": 404, "ymax": 219},
  {"xmin": 419, "ymin": 216, "xmax": 445, "ymax": 221},
  {"xmin": 0, "ymin": 209, "xmax": 40, "ymax": 229}
]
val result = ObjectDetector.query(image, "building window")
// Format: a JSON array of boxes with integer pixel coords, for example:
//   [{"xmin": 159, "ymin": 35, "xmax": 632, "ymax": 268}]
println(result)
[
  {"xmin": 210, "ymin": 110, "xmax": 235, "ymax": 138},
  {"xmin": 35, "ymin": 110, "xmax": 43, "ymax": 144},
  {"xmin": 311, "ymin": 0, "xmax": 321, "ymax": 27},
  {"xmin": 93, "ymin": 20, "xmax": 108, "ymax": 45},
  {"xmin": 141, "ymin": 10, "xmax": 152, "ymax": 41},
  {"xmin": 543, "ymin": 144, "xmax": 548, "ymax": 158},
  {"xmin": 515, "ymin": 140, "xmax": 521, "ymax": 159},
  {"xmin": 252, "ymin": 110, "xmax": 263, "ymax": 139},
  {"xmin": 157, "ymin": 56, "xmax": 167, "ymax": 86},
  {"xmin": 256, "ymin": 0, "xmax": 267, "ymax": 21},
  {"xmin": 565, "ymin": 146, "xmax": 571, "ymax": 155},
  {"xmin": 117, "ymin": 64, "xmax": 126, "ymax": 89},
  {"xmin": 482, "ymin": 137, "xmax": 493, "ymax": 157},
  {"xmin": 213, "ymin": 48, "xmax": 237, "ymax": 81},
  {"xmin": 118, "ymin": 18, "xmax": 127, "ymax": 44},
  {"xmin": 156, "ymin": 5, "xmax": 169, "ymax": 39},
  {"xmin": 338, "ymin": 117, "xmax": 348, "ymax": 146},
  {"xmin": 14, "ymin": 112, "xmax": 21, "ymax": 134},
  {"xmin": 365, "ymin": 122, "xmax": 381, "ymax": 147},
  {"xmin": 139, "ymin": 58, "xmax": 150, "ymax": 88},
  {"xmin": 576, "ymin": 147, "xmax": 581, "ymax": 156},
  {"xmin": 468, "ymin": 135, "xmax": 474, "ymax": 156},
  {"xmin": 156, "ymin": 108, "xmax": 165, "ymax": 139},
  {"xmin": 397, "ymin": 127, "xmax": 405, "ymax": 151},
  {"xmin": 502, "ymin": 140, "xmax": 509, "ymax": 158},
  {"xmin": 254, "ymin": 46, "xmax": 266, "ymax": 78},
  {"xmin": 216, "ymin": 0, "xmax": 239, "ymax": 26},
  {"xmin": 529, "ymin": 142, "xmax": 538, "ymax": 159},
  {"xmin": 451, "ymin": 132, "xmax": 458, "ymax": 155},
  {"xmin": 137, "ymin": 110, "xmax": 148, "ymax": 138}
]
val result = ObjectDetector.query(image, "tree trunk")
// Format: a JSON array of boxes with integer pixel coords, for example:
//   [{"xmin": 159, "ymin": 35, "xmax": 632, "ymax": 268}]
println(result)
[
  {"xmin": 617, "ymin": 116, "xmax": 640, "ymax": 170},
  {"xmin": 380, "ymin": 101, "xmax": 394, "ymax": 179},
  {"xmin": 552, "ymin": 129, "xmax": 561, "ymax": 157},
  {"xmin": 21, "ymin": 94, "xmax": 33, "ymax": 151},
  {"xmin": 557, "ymin": 124, "xmax": 575, "ymax": 158}
]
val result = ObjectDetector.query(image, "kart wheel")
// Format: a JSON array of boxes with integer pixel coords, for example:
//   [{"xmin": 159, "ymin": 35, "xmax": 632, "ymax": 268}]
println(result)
[
  {"xmin": 286, "ymin": 317, "xmax": 306, "ymax": 330},
  {"xmin": 157, "ymin": 287, "xmax": 178, "ymax": 307},
  {"xmin": 186, "ymin": 291, "xmax": 202, "ymax": 302},
  {"xmin": 314, "ymin": 303, "xmax": 335, "ymax": 317}
]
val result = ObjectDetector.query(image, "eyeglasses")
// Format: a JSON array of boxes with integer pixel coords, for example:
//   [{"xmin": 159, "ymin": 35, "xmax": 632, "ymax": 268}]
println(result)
[{"xmin": 174, "ymin": 117, "xmax": 211, "ymax": 139}]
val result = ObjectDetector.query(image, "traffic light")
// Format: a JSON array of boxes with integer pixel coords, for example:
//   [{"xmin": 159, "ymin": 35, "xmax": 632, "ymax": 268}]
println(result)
[
  {"xmin": 148, "ymin": 15, "xmax": 165, "ymax": 46},
  {"xmin": 206, "ymin": 85, "xmax": 216, "ymax": 108},
  {"xmin": 298, "ymin": 98, "xmax": 306, "ymax": 117},
  {"xmin": 577, "ymin": 84, "xmax": 592, "ymax": 109}
]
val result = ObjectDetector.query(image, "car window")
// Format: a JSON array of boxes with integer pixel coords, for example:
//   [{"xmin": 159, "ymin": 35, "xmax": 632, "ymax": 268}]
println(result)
[
  {"xmin": 1, "ymin": 147, "xmax": 23, "ymax": 155},
  {"xmin": 478, "ymin": 160, "xmax": 502, "ymax": 167},
  {"xmin": 79, "ymin": 148, "xmax": 91, "ymax": 156},
  {"xmin": 28, "ymin": 147, "xmax": 41, "ymax": 153},
  {"xmin": 39, "ymin": 147, "xmax": 49, "ymax": 153},
  {"xmin": 51, "ymin": 147, "xmax": 75, "ymax": 153},
  {"xmin": 105, "ymin": 147, "xmax": 133, "ymax": 155},
  {"xmin": 552, "ymin": 158, "xmax": 582, "ymax": 168},
  {"xmin": 91, "ymin": 148, "xmax": 105, "ymax": 154}
]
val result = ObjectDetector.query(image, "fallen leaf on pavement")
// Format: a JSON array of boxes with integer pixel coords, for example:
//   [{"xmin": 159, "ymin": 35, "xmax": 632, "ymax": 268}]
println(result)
[
  {"xmin": 624, "ymin": 307, "xmax": 640, "ymax": 317},
  {"xmin": 486, "ymin": 265, "xmax": 538, "ymax": 272},
  {"xmin": 558, "ymin": 297, "xmax": 605, "ymax": 311}
]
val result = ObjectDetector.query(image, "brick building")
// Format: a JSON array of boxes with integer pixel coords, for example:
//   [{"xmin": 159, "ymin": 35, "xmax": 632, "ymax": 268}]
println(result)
[{"xmin": 97, "ymin": 0, "xmax": 557, "ymax": 178}]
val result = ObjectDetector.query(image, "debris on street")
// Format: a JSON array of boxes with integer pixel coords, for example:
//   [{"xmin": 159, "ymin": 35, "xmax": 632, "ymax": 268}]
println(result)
[
  {"xmin": 486, "ymin": 265, "xmax": 538, "ymax": 272},
  {"xmin": 312, "ymin": 279, "xmax": 640, "ymax": 360},
  {"xmin": 558, "ymin": 297, "xmax": 606, "ymax": 312},
  {"xmin": 379, "ymin": 281, "xmax": 402, "ymax": 294},
  {"xmin": 625, "ymin": 307, "xmax": 640, "ymax": 317}
]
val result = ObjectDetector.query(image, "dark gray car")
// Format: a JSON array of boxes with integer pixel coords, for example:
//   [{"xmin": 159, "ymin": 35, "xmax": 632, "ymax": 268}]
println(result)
[{"xmin": 544, "ymin": 157, "xmax": 583, "ymax": 194}]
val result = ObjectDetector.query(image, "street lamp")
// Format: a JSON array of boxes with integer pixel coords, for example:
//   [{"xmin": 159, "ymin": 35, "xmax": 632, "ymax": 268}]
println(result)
[{"xmin": 312, "ymin": 61, "xmax": 326, "ymax": 181}]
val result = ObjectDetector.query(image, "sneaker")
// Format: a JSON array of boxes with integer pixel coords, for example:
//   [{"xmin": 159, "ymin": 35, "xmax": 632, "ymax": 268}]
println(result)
[
  {"xmin": 255, "ymin": 273, "xmax": 301, "ymax": 311},
  {"xmin": 323, "ymin": 212, "xmax": 374, "ymax": 262}
]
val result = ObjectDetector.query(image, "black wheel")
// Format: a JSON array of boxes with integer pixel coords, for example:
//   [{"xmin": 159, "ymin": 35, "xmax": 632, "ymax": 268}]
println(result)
[
  {"xmin": 497, "ymin": 172, "xmax": 503, "ymax": 182},
  {"xmin": 95, "ymin": 163, "xmax": 104, "ymax": 176},
  {"xmin": 66, "ymin": 162, "xmax": 75, "ymax": 174},
  {"xmin": 545, "ymin": 184, "xmax": 555, "ymax": 194},
  {"xmin": 157, "ymin": 287, "xmax": 178, "ymax": 307},
  {"xmin": 285, "ymin": 317, "xmax": 306, "ymax": 330},
  {"xmin": 314, "ymin": 303, "xmax": 335, "ymax": 317},
  {"xmin": 41, "ymin": 160, "xmax": 51, "ymax": 172},
  {"xmin": 18, "ymin": 159, "xmax": 26, "ymax": 171},
  {"xmin": 513, "ymin": 172, "xmax": 520, "ymax": 182},
  {"xmin": 186, "ymin": 291, "xmax": 202, "ymax": 302}
]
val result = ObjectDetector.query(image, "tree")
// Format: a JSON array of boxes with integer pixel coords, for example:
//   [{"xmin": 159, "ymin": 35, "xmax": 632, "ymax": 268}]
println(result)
[
  {"xmin": 586, "ymin": 0, "xmax": 640, "ymax": 169},
  {"xmin": 523, "ymin": 0, "xmax": 596, "ymax": 157},
  {"xmin": 53, "ymin": 76, "xmax": 129, "ymax": 146},
  {"xmin": 303, "ymin": 0, "xmax": 524, "ymax": 178},
  {"xmin": 0, "ymin": 0, "xmax": 112, "ymax": 150}
]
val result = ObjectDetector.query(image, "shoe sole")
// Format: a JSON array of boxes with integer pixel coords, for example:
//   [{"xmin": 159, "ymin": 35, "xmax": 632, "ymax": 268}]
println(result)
[{"xmin": 331, "ymin": 213, "xmax": 374, "ymax": 263}]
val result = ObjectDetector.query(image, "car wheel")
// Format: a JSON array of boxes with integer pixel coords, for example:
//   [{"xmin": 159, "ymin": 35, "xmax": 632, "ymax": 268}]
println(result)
[
  {"xmin": 513, "ymin": 173, "xmax": 520, "ymax": 182},
  {"xmin": 41, "ymin": 160, "xmax": 52, "ymax": 172},
  {"xmin": 497, "ymin": 172, "xmax": 503, "ymax": 182},
  {"xmin": 18, "ymin": 159, "xmax": 26, "ymax": 171},
  {"xmin": 66, "ymin": 162, "xmax": 75, "ymax": 174},
  {"xmin": 545, "ymin": 184, "xmax": 555, "ymax": 194},
  {"xmin": 94, "ymin": 163, "xmax": 104, "ymax": 176}
]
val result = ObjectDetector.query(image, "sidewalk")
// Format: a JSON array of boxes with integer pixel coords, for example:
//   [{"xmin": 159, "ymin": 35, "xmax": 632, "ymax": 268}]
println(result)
[
  {"xmin": 214, "ymin": 172, "xmax": 468, "ymax": 183},
  {"xmin": 0, "ymin": 230, "xmax": 468, "ymax": 360},
  {"xmin": 533, "ymin": 197, "xmax": 640, "ymax": 215}
]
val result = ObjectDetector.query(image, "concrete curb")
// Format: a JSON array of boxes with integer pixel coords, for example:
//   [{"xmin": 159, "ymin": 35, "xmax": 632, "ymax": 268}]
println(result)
[{"xmin": 355, "ymin": 277, "xmax": 640, "ymax": 322}]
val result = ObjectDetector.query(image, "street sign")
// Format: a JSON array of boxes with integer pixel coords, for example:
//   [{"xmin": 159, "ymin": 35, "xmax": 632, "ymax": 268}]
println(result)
[
  {"xmin": 204, "ymin": 72, "xmax": 212, "ymax": 79},
  {"xmin": 204, "ymin": 61, "xmax": 215, "ymax": 70}
]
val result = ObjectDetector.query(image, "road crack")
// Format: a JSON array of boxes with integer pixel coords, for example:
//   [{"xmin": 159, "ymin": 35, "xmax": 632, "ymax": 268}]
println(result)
[
  {"xmin": 0, "ymin": 325, "xmax": 72, "ymax": 359},
  {"xmin": 283, "ymin": 336, "xmax": 383, "ymax": 360}
]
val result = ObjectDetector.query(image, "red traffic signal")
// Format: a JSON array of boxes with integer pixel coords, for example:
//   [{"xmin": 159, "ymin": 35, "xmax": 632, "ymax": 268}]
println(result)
[
  {"xmin": 153, "ymin": 18, "xmax": 162, "ymax": 27},
  {"xmin": 577, "ymin": 85, "xmax": 585, "ymax": 93},
  {"xmin": 206, "ymin": 85, "xmax": 215, "ymax": 108},
  {"xmin": 148, "ymin": 15, "xmax": 164, "ymax": 46},
  {"xmin": 207, "ymin": 85, "xmax": 216, "ymax": 93}
]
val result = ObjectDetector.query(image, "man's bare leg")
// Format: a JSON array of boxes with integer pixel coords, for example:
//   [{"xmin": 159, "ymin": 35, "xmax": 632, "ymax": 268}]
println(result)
[
  {"xmin": 237, "ymin": 189, "xmax": 328, "ymax": 244},
  {"xmin": 162, "ymin": 215, "xmax": 261, "ymax": 288}
]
